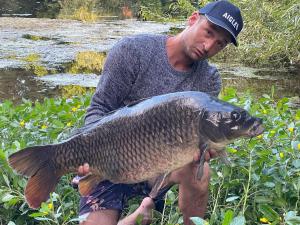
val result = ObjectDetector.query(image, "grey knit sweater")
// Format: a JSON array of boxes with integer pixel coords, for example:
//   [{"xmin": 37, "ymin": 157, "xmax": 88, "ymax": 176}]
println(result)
[{"xmin": 85, "ymin": 34, "xmax": 221, "ymax": 124}]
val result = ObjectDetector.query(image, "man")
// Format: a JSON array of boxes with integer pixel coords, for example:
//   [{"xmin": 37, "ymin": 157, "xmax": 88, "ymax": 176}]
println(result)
[{"xmin": 74, "ymin": 1, "xmax": 243, "ymax": 224}]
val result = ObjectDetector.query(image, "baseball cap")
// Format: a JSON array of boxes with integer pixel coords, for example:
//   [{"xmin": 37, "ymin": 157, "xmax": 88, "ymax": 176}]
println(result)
[{"xmin": 199, "ymin": 0, "xmax": 243, "ymax": 46}]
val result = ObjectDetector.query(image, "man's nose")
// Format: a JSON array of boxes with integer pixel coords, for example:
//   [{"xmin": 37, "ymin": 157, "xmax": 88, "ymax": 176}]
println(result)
[{"xmin": 204, "ymin": 40, "xmax": 215, "ymax": 54}]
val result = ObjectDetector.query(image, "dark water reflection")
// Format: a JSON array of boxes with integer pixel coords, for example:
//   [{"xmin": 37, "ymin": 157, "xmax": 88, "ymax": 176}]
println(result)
[
  {"xmin": 0, "ymin": 69, "xmax": 59, "ymax": 102},
  {"xmin": 219, "ymin": 65, "xmax": 300, "ymax": 99},
  {"xmin": 222, "ymin": 76, "xmax": 300, "ymax": 98},
  {"xmin": 1, "ymin": 67, "xmax": 299, "ymax": 105}
]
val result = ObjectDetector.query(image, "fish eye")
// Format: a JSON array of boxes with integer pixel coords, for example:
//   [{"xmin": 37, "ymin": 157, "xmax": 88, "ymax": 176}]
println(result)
[{"xmin": 231, "ymin": 111, "xmax": 241, "ymax": 121}]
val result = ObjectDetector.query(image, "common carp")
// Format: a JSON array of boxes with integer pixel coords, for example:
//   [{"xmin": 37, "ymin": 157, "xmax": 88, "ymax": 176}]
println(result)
[{"xmin": 8, "ymin": 91, "xmax": 263, "ymax": 209}]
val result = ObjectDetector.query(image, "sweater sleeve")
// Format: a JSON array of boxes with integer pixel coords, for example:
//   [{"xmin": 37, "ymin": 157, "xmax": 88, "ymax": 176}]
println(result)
[{"xmin": 84, "ymin": 38, "xmax": 140, "ymax": 124}]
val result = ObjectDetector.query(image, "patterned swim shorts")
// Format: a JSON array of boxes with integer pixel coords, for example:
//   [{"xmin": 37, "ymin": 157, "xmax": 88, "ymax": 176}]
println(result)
[{"xmin": 79, "ymin": 180, "xmax": 172, "ymax": 216}]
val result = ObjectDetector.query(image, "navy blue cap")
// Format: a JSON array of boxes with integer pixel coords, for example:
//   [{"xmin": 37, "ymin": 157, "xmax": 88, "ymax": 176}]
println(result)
[{"xmin": 199, "ymin": 0, "xmax": 243, "ymax": 46}]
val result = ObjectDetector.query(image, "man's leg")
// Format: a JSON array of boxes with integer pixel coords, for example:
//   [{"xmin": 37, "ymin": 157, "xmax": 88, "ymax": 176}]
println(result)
[
  {"xmin": 170, "ymin": 161, "xmax": 210, "ymax": 225},
  {"xmin": 80, "ymin": 210, "xmax": 119, "ymax": 225}
]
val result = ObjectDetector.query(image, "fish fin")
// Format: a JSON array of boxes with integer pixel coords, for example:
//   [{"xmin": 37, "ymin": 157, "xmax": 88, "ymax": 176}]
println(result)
[
  {"xmin": 196, "ymin": 143, "xmax": 208, "ymax": 180},
  {"xmin": 149, "ymin": 173, "xmax": 171, "ymax": 200},
  {"xmin": 8, "ymin": 145, "xmax": 62, "ymax": 209},
  {"xmin": 25, "ymin": 163, "xmax": 61, "ymax": 209},
  {"xmin": 78, "ymin": 173, "xmax": 102, "ymax": 196},
  {"xmin": 9, "ymin": 145, "xmax": 53, "ymax": 177}
]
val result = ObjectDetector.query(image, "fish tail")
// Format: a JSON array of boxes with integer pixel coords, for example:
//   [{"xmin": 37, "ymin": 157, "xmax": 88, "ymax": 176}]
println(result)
[{"xmin": 8, "ymin": 145, "xmax": 62, "ymax": 209}]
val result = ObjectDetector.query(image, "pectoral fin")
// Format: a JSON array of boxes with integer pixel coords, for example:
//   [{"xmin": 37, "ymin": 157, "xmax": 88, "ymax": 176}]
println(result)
[
  {"xmin": 78, "ymin": 173, "xmax": 102, "ymax": 196},
  {"xmin": 196, "ymin": 143, "xmax": 208, "ymax": 180},
  {"xmin": 149, "ymin": 173, "xmax": 171, "ymax": 200}
]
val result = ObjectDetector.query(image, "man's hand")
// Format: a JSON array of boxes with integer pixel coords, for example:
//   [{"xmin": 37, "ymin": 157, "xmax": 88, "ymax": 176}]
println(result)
[
  {"xmin": 78, "ymin": 163, "xmax": 90, "ymax": 176},
  {"xmin": 193, "ymin": 148, "xmax": 220, "ymax": 163},
  {"xmin": 71, "ymin": 163, "xmax": 90, "ymax": 188}
]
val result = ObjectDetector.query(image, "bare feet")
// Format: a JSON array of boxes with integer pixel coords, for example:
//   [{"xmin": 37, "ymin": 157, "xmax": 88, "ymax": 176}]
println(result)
[{"xmin": 118, "ymin": 197, "xmax": 155, "ymax": 225}]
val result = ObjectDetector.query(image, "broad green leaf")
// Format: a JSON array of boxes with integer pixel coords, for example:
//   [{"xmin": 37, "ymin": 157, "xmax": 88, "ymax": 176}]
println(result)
[
  {"xmin": 29, "ymin": 212, "xmax": 48, "ymax": 217},
  {"xmin": 190, "ymin": 217, "xmax": 208, "ymax": 225},
  {"xmin": 273, "ymin": 197, "xmax": 286, "ymax": 208},
  {"xmin": 52, "ymin": 120, "xmax": 65, "ymax": 128},
  {"xmin": 264, "ymin": 182, "xmax": 275, "ymax": 188},
  {"xmin": 7, "ymin": 222, "xmax": 16, "ymax": 225},
  {"xmin": 3, "ymin": 174, "xmax": 10, "ymax": 187},
  {"xmin": 225, "ymin": 196, "xmax": 239, "ymax": 202},
  {"xmin": 254, "ymin": 196, "xmax": 272, "ymax": 204},
  {"xmin": 258, "ymin": 204, "xmax": 279, "ymax": 221},
  {"xmin": 230, "ymin": 216, "xmax": 245, "ymax": 225},
  {"xmin": 2, "ymin": 193, "xmax": 14, "ymax": 202},
  {"xmin": 222, "ymin": 210, "xmax": 234, "ymax": 225},
  {"xmin": 69, "ymin": 216, "xmax": 88, "ymax": 223},
  {"xmin": 0, "ymin": 116, "xmax": 9, "ymax": 122},
  {"xmin": 34, "ymin": 217, "xmax": 53, "ymax": 221},
  {"xmin": 262, "ymin": 94, "xmax": 270, "ymax": 99},
  {"xmin": 285, "ymin": 211, "xmax": 300, "ymax": 225},
  {"xmin": 292, "ymin": 159, "xmax": 300, "ymax": 168},
  {"xmin": 291, "ymin": 141, "xmax": 300, "ymax": 151}
]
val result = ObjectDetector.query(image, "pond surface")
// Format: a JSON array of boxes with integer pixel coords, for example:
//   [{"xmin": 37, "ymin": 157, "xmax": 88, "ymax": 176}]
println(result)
[{"xmin": 0, "ymin": 17, "xmax": 299, "ymax": 104}]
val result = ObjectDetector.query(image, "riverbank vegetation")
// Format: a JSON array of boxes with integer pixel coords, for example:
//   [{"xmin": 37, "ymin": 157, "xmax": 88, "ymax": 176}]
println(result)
[{"xmin": 1, "ymin": 89, "xmax": 299, "ymax": 225}]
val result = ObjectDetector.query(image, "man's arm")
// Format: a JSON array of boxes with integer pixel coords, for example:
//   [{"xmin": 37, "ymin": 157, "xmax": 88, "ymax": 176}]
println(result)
[
  {"xmin": 207, "ymin": 68, "xmax": 222, "ymax": 97},
  {"xmin": 85, "ymin": 38, "xmax": 140, "ymax": 124}
]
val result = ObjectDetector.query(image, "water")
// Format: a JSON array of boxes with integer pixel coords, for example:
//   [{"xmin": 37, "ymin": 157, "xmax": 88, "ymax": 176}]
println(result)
[
  {"xmin": 0, "ymin": 17, "xmax": 175, "ymax": 69},
  {"xmin": 217, "ymin": 63, "xmax": 300, "ymax": 99},
  {"xmin": 0, "ymin": 17, "xmax": 299, "ymax": 104}
]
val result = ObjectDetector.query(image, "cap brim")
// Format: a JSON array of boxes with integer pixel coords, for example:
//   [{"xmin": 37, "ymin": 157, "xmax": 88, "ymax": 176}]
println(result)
[{"xmin": 204, "ymin": 14, "xmax": 238, "ymax": 46}]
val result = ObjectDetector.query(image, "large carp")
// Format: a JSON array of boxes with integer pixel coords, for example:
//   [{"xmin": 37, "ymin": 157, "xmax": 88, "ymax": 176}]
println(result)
[{"xmin": 8, "ymin": 91, "xmax": 263, "ymax": 209}]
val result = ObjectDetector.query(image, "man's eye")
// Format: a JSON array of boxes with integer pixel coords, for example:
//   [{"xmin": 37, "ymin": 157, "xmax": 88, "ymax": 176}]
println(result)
[{"xmin": 206, "ymin": 29, "xmax": 212, "ymax": 36}]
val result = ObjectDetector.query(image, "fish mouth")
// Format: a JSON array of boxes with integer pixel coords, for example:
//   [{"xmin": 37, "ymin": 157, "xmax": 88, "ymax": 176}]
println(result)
[{"xmin": 247, "ymin": 120, "xmax": 264, "ymax": 137}]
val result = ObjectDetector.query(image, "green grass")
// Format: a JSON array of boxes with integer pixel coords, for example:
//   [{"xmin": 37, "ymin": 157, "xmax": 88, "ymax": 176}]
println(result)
[{"xmin": 0, "ymin": 88, "xmax": 299, "ymax": 225}]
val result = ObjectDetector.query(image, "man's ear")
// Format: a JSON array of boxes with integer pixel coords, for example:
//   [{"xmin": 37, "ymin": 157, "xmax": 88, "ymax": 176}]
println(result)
[{"xmin": 187, "ymin": 11, "xmax": 200, "ymax": 26}]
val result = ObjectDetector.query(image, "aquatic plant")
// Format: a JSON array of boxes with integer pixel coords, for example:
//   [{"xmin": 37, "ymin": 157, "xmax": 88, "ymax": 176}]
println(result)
[
  {"xmin": 22, "ymin": 54, "xmax": 48, "ymax": 76},
  {"xmin": 23, "ymin": 53, "xmax": 40, "ymax": 63},
  {"xmin": 66, "ymin": 51, "xmax": 106, "ymax": 74},
  {"xmin": 26, "ymin": 64, "xmax": 48, "ymax": 77},
  {"xmin": 22, "ymin": 34, "xmax": 51, "ymax": 41},
  {"xmin": 60, "ymin": 85, "xmax": 95, "ymax": 99}
]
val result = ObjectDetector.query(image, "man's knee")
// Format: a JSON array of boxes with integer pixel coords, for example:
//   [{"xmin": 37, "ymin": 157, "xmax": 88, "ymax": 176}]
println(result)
[{"xmin": 80, "ymin": 210, "xmax": 120, "ymax": 225}]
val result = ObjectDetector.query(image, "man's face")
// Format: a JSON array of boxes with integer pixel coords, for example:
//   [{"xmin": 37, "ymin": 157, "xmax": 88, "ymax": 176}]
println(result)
[{"xmin": 182, "ymin": 13, "xmax": 232, "ymax": 61}]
